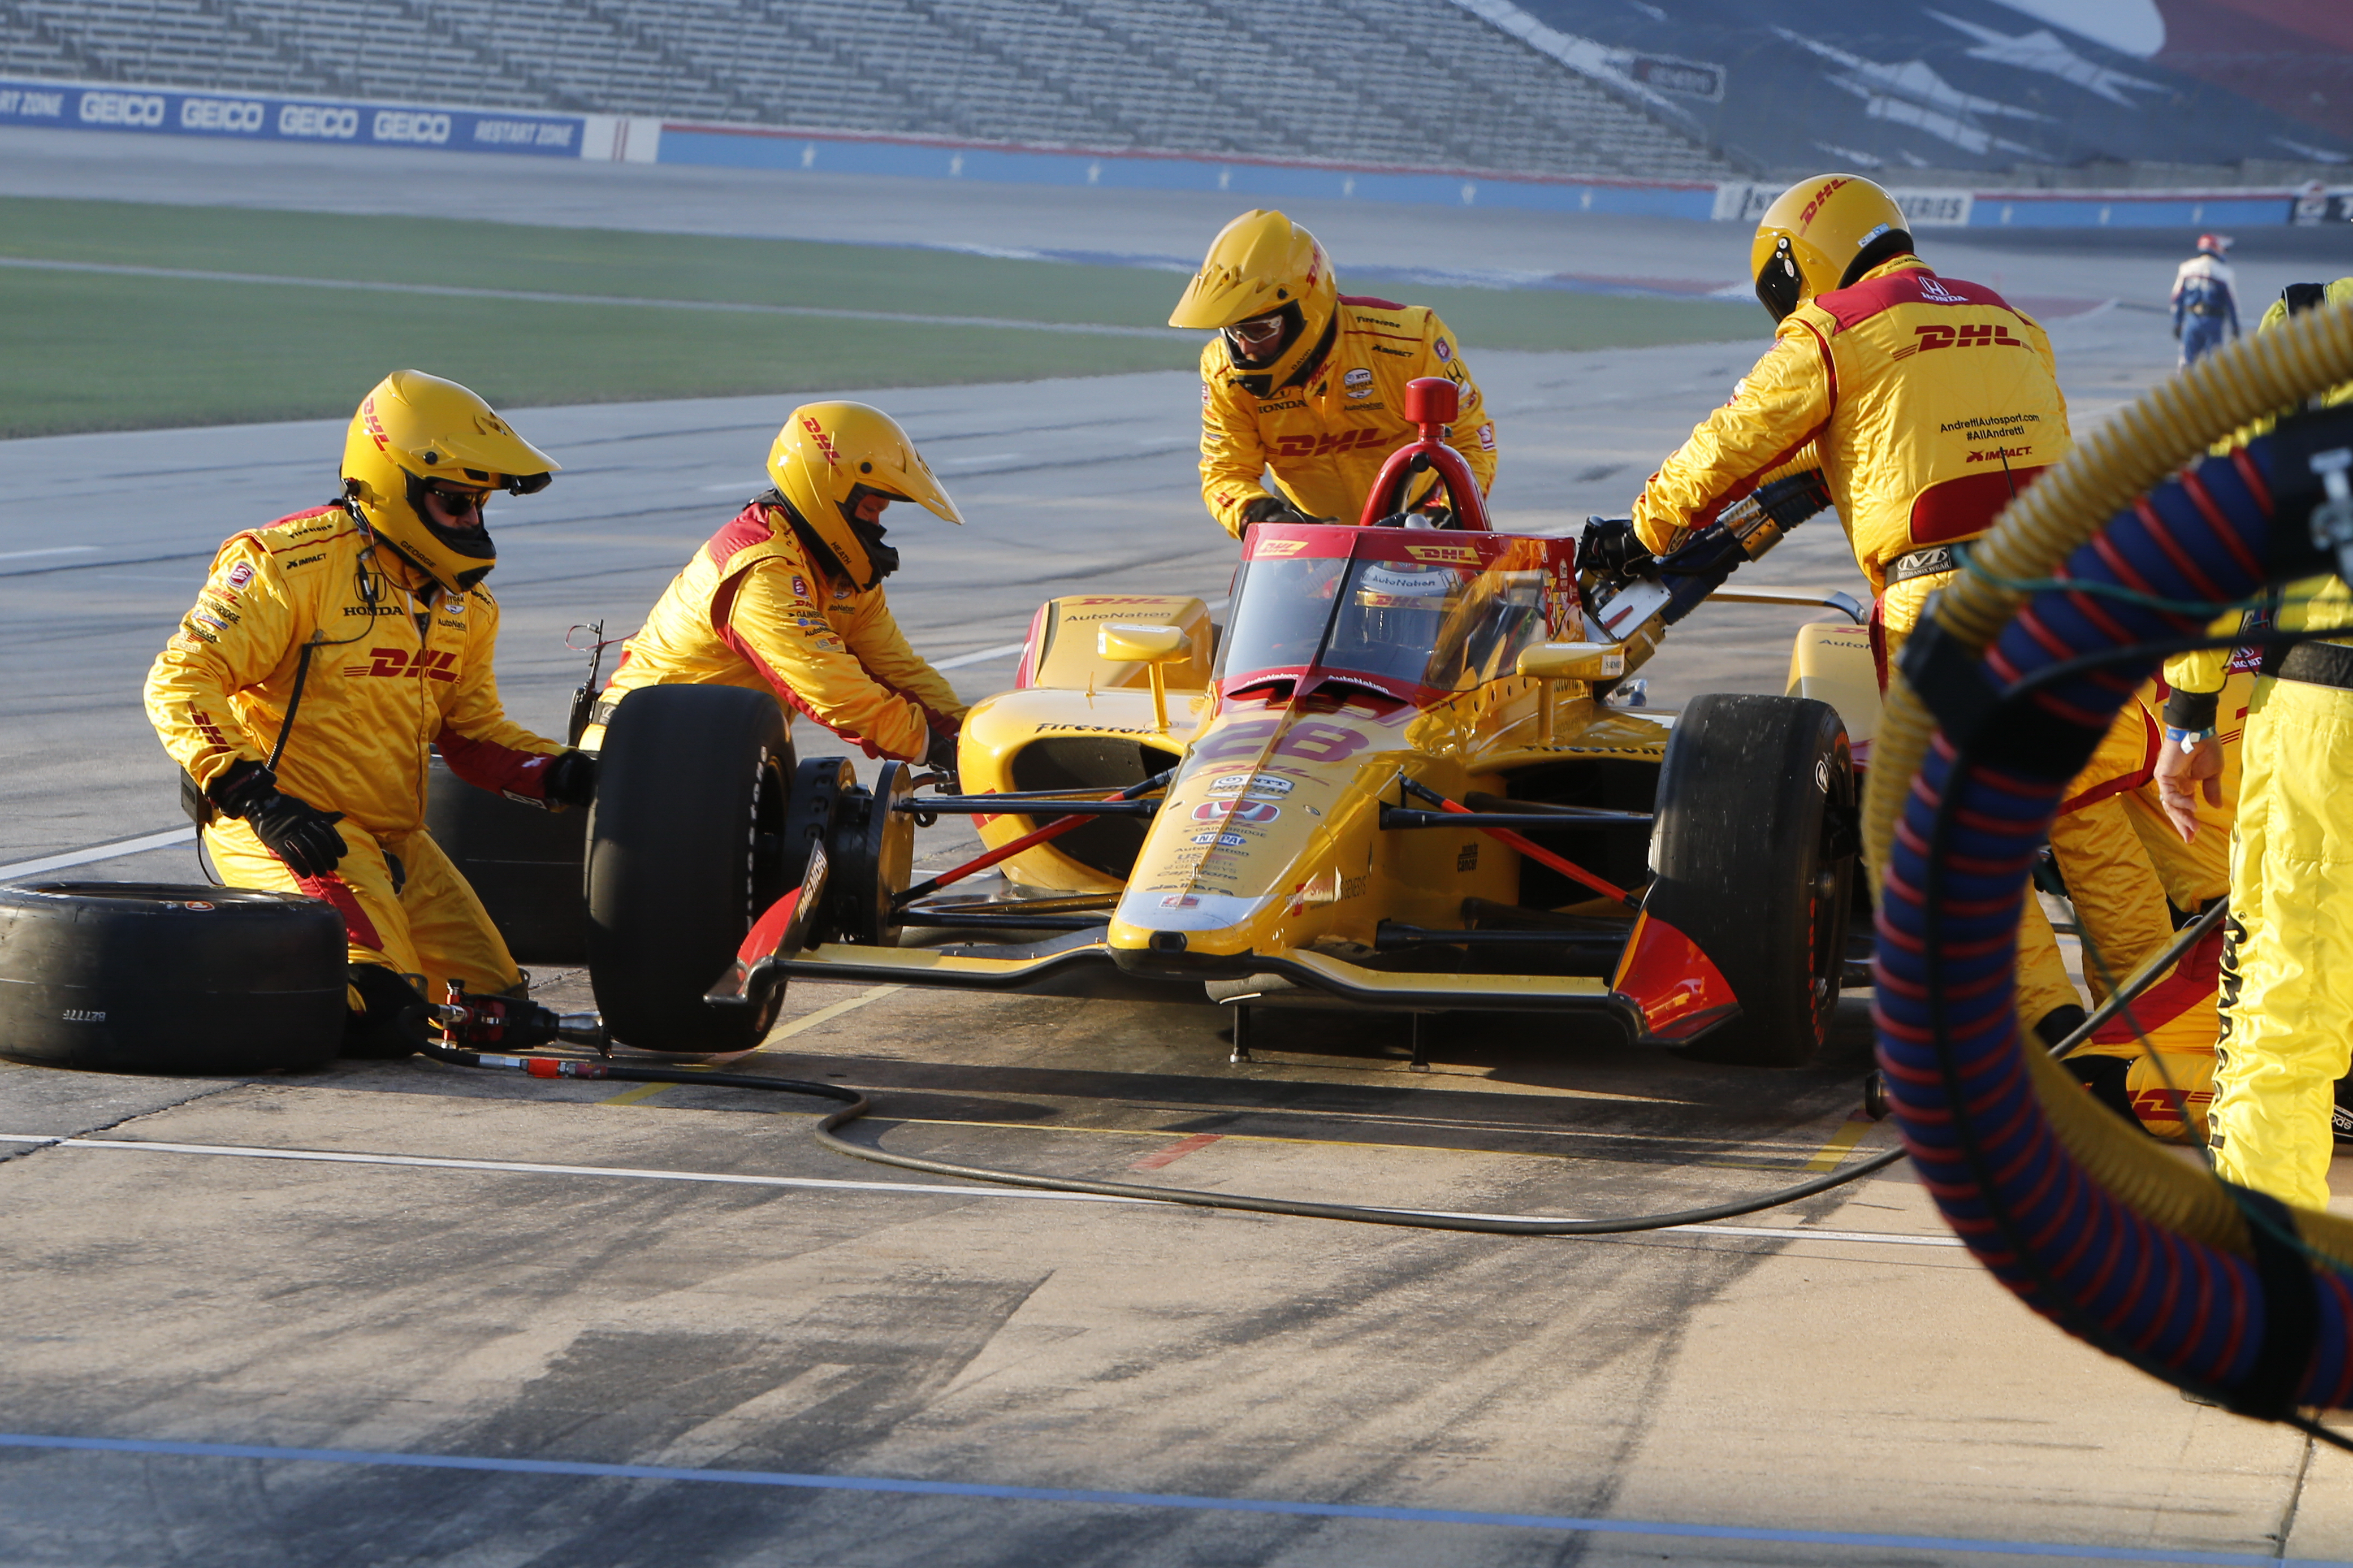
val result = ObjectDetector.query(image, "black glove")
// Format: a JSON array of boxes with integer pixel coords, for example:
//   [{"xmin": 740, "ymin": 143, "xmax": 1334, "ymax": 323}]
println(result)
[
  {"xmin": 925, "ymin": 729, "xmax": 961, "ymax": 790},
  {"xmin": 541, "ymin": 749, "xmax": 597, "ymax": 810},
  {"xmin": 211, "ymin": 762, "xmax": 346, "ymax": 879},
  {"xmin": 1580, "ymin": 517, "xmax": 1656, "ymax": 579},
  {"xmin": 1240, "ymin": 497, "xmax": 1330, "ymax": 527}
]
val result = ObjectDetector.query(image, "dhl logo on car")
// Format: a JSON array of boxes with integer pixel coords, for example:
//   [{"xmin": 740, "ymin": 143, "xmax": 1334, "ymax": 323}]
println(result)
[
  {"xmin": 1251, "ymin": 538, "xmax": 1309, "ymax": 558},
  {"xmin": 1403, "ymin": 543, "xmax": 1480, "ymax": 564},
  {"xmin": 344, "ymin": 647, "xmax": 459, "ymax": 682}
]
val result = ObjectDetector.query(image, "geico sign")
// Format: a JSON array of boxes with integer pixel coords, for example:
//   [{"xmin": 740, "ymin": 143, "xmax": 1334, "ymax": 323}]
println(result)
[
  {"xmin": 277, "ymin": 103, "xmax": 359, "ymax": 139},
  {"xmin": 180, "ymin": 97, "xmax": 264, "ymax": 133},
  {"xmin": 371, "ymin": 110, "xmax": 451, "ymax": 144},
  {"xmin": 78, "ymin": 92, "xmax": 165, "ymax": 127}
]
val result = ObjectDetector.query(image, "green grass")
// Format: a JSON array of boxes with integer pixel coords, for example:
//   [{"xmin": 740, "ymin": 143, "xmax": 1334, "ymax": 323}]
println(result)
[{"xmin": 0, "ymin": 197, "xmax": 1762, "ymax": 437}]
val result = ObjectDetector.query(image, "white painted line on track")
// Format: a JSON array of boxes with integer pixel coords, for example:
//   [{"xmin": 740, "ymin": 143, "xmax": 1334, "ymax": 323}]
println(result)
[
  {"xmin": 933, "ymin": 642, "xmax": 1030, "ymax": 670},
  {"xmin": 0, "ymin": 545, "xmax": 97, "ymax": 561},
  {"xmin": 0, "ymin": 1133, "xmax": 1958, "ymax": 1248},
  {"xmin": 0, "ymin": 827, "xmax": 196, "ymax": 881},
  {"xmin": 0, "ymin": 256, "xmax": 1195, "ymax": 339}
]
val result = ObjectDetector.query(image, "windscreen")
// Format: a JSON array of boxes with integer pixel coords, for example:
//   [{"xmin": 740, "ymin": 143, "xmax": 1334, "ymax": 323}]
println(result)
[{"xmin": 1216, "ymin": 526, "xmax": 1577, "ymax": 701}]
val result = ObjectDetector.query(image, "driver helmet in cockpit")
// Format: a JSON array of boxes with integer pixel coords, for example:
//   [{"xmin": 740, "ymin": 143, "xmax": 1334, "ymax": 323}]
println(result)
[{"xmin": 1350, "ymin": 560, "xmax": 1461, "ymax": 652}]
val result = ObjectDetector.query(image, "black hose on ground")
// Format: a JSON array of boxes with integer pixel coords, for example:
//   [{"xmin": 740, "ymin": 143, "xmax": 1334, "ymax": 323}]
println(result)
[{"xmin": 418, "ymin": 1042, "xmax": 1900, "ymax": 1236}]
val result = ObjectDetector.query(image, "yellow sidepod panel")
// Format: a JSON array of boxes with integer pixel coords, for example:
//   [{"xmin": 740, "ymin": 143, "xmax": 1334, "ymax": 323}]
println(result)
[
  {"xmin": 1022, "ymin": 594, "xmax": 1215, "ymax": 693},
  {"xmin": 958, "ymin": 686, "xmax": 1203, "ymax": 893}
]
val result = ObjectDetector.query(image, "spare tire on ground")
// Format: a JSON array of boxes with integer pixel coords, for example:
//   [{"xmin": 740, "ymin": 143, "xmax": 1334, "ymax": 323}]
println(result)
[
  {"xmin": 0, "ymin": 882, "xmax": 347, "ymax": 1073},
  {"xmin": 425, "ymin": 753, "xmax": 590, "ymax": 965}
]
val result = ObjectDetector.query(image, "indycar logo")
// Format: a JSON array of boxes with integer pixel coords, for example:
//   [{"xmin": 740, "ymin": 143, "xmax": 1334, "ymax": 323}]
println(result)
[
  {"xmin": 1271, "ymin": 428, "xmax": 1386, "ymax": 460},
  {"xmin": 1894, "ymin": 322, "xmax": 2024, "ymax": 358},
  {"xmin": 1193, "ymin": 799, "xmax": 1279, "ymax": 824},
  {"xmin": 345, "ymin": 646, "xmax": 459, "ymax": 682}
]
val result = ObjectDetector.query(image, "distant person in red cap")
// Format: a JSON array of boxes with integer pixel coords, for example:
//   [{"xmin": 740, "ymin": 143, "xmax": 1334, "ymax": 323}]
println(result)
[{"xmin": 2172, "ymin": 234, "xmax": 2239, "ymax": 367}]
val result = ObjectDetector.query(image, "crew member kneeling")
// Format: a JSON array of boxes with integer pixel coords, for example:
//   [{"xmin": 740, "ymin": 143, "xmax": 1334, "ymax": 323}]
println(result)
[
  {"xmin": 586, "ymin": 402, "xmax": 966, "ymax": 775},
  {"xmin": 146, "ymin": 370, "xmax": 595, "ymax": 1056}
]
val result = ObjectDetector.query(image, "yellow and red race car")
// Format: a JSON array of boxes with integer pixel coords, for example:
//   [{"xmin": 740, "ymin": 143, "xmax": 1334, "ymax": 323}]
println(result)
[{"xmin": 583, "ymin": 381, "xmax": 1879, "ymax": 1068}]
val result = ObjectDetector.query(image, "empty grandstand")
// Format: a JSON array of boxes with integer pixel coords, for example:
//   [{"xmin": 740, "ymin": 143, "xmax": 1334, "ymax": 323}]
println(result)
[{"xmin": 0, "ymin": 0, "xmax": 1735, "ymax": 180}]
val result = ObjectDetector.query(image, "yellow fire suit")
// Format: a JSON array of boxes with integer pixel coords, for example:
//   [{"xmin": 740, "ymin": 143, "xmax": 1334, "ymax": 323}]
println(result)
[
  {"xmin": 594, "ymin": 497, "xmax": 965, "ymax": 763},
  {"xmin": 1197, "ymin": 296, "xmax": 1496, "ymax": 536},
  {"xmin": 2163, "ymin": 581, "xmax": 2353, "ymax": 1206},
  {"xmin": 145, "ymin": 505, "xmax": 568, "ymax": 996},
  {"xmin": 1632, "ymin": 255, "xmax": 2078, "ymax": 1028}
]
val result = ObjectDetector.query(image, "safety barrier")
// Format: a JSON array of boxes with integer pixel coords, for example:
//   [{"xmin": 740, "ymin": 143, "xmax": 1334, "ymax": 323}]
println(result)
[{"xmin": 0, "ymin": 76, "xmax": 587, "ymax": 157}]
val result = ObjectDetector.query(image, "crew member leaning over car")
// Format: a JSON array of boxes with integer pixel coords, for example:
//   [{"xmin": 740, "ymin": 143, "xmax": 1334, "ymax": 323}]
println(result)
[
  {"xmin": 1173, "ymin": 209, "xmax": 1496, "ymax": 537},
  {"xmin": 1598, "ymin": 173, "xmax": 2096, "ymax": 1046},
  {"xmin": 145, "ymin": 370, "xmax": 595, "ymax": 1058},
  {"xmin": 583, "ymin": 402, "xmax": 966, "ymax": 777}
]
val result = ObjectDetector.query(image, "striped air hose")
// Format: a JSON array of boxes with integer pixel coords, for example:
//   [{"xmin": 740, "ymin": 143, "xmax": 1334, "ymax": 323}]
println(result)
[{"xmin": 1865, "ymin": 300, "xmax": 2353, "ymax": 1418}]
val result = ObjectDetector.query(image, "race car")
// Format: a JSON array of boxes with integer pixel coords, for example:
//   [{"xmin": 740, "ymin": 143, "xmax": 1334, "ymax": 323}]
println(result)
[{"xmin": 581, "ymin": 380, "xmax": 1881, "ymax": 1068}]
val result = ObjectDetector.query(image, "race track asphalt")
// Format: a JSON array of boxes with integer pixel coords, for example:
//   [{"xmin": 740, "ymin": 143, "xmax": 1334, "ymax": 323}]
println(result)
[{"xmin": 5, "ymin": 134, "xmax": 2353, "ymax": 1566}]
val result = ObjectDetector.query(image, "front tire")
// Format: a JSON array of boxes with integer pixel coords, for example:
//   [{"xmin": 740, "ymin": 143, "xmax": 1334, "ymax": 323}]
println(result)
[
  {"xmin": 1647, "ymin": 693, "xmax": 1853, "ymax": 1067},
  {"xmin": 586, "ymin": 686, "xmax": 792, "ymax": 1051}
]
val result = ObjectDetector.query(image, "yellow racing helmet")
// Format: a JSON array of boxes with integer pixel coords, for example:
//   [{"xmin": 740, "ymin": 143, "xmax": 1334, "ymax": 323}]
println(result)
[
  {"xmin": 1749, "ymin": 174, "xmax": 1913, "ymax": 322},
  {"xmin": 340, "ymin": 370, "xmax": 556, "ymax": 594},
  {"xmin": 767, "ymin": 401, "xmax": 962, "ymax": 592},
  {"xmin": 1169, "ymin": 209, "xmax": 1339, "ymax": 390}
]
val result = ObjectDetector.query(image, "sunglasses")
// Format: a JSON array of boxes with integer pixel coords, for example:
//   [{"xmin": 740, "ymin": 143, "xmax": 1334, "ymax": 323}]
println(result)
[
  {"xmin": 1227, "ymin": 313, "xmax": 1287, "ymax": 350},
  {"xmin": 423, "ymin": 484, "xmax": 492, "ymax": 519}
]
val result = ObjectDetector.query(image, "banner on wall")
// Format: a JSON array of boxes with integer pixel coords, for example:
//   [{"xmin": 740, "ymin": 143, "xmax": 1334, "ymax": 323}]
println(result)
[{"xmin": 0, "ymin": 80, "xmax": 586, "ymax": 157}]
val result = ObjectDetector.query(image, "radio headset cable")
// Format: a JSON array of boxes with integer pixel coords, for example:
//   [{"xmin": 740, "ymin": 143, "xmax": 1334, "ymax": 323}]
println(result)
[{"xmin": 1867, "ymin": 298, "xmax": 2353, "ymax": 1439}]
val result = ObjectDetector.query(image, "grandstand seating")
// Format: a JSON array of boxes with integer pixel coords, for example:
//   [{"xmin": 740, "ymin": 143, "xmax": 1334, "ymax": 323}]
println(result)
[{"xmin": 0, "ymin": 0, "xmax": 1732, "ymax": 180}]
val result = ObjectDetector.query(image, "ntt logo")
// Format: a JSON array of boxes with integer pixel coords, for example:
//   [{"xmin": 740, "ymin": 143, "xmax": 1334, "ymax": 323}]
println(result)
[
  {"xmin": 77, "ymin": 92, "xmax": 165, "ymax": 128},
  {"xmin": 371, "ymin": 109, "xmax": 451, "ymax": 144},
  {"xmin": 180, "ymin": 97, "xmax": 263, "ymax": 133},
  {"xmin": 277, "ymin": 103, "xmax": 359, "ymax": 139}
]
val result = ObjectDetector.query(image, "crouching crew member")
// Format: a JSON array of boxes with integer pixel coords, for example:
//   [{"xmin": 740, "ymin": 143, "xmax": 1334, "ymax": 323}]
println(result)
[
  {"xmin": 1172, "ymin": 209, "xmax": 1496, "ymax": 536},
  {"xmin": 1606, "ymin": 172, "xmax": 2092, "ymax": 1046},
  {"xmin": 145, "ymin": 370, "xmax": 595, "ymax": 1055},
  {"xmin": 585, "ymin": 402, "xmax": 966, "ymax": 775}
]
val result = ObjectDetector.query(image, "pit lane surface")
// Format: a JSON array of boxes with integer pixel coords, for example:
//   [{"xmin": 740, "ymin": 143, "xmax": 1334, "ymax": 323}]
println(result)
[{"xmin": 7, "ymin": 163, "xmax": 2353, "ymax": 1563}]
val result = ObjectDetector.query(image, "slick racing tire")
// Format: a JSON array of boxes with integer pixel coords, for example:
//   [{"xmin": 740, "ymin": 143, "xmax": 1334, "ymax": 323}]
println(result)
[
  {"xmin": 425, "ymin": 753, "xmax": 589, "ymax": 965},
  {"xmin": 1647, "ymin": 693, "xmax": 1854, "ymax": 1067},
  {"xmin": 586, "ymin": 685, "xmax": 792, "ymax": 1052},
  {"xmin": 0, "ymin": 882, "xmax": 345, "ymax": 1074}
]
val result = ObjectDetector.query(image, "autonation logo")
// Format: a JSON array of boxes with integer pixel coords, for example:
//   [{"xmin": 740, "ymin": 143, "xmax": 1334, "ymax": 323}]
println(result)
[
  {"xmin": 371, "ymin": 109, "xmax": 451, "ymax": 145},
  {"xmin": 180, "ymin": 97, "xmax": 264, "ymax": 133},
  {"xmin": 79, "ymin": 91, "xmax": 165, "ymax": 128},
  {"xmin": 277, "ymin": 103, "xmax": 358, "ymax": 140}
]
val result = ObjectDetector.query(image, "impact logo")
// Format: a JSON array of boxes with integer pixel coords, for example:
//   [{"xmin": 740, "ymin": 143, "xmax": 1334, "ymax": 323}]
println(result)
[
  {"xmin": 1967, "ymin": 444, "xmax": 2034, "ymax": 464},
  {"xmin": 1893, "ymin": 322, "xmax": 2025, "ymax": 359}
]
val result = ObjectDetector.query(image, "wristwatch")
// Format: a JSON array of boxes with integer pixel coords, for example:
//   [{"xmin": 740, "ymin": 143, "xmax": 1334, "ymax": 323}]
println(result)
[{"xmin": 2163, "ymin": 725, "xmax": 2217, "ymax": 753}]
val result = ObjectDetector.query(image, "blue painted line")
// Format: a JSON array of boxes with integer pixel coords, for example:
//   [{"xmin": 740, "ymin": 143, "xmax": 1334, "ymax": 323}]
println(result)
[{"xmin": 0, "ymin": 1433, "xmax": 2334, "ymax": 1564}]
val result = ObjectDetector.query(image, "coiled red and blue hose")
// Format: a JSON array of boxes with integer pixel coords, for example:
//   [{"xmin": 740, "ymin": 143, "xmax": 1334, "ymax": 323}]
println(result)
[{"xmin": 1874, "ymin": 425, "xmax": 2353, "ymax": 1414}]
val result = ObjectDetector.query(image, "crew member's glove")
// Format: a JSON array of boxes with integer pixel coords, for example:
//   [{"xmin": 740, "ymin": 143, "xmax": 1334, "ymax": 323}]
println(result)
[
  {"xmin": 211, "ymin": 761, "xmax": 347, "ymax": 879},
  {"xmin": 541, "ymin": 749, "xmax": 598, "ymax": 810},
  {"xmin": 1580, "ymin": 517, "xmax": 1656, "ymax": 579},
  {"xmin": 925, "ymin": 729, "xmax": 961, "ymax": 791},
  {"xmin": 1240, "ymin": 497, "xmax": 1333, "ymax": 527}
]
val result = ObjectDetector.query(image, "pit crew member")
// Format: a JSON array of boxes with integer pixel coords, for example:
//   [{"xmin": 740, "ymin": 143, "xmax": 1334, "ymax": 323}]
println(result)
[
  {"xmin": 1171, "ymin": 209, "xmax": 1496, "ymax": 537},
  {"xmin": 145, "ymin": 370, "xmax": 594, "ymax": 1056},
  {"xmin": 585, "ymin": 402, "xmax": 966, "ymax": 776},
  {"xmin": 1605, "ymin": 172, "xmax": 2090, "ymax": 1043},
  {"xmin": 2170, "ymin": 234, "xmax": 2240, "ymax": 369},
  {"xmin": 2153, "ymin": 276, "xmax": 2353, "ymax": 1208}
]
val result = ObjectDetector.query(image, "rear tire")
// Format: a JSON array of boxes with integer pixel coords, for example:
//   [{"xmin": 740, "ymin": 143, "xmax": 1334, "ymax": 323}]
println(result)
[
  {"xmin": 586, "ymin": 686, "xmax": 792, "ymax": 1051},
  {"xmin": 1648, "ymin": 693, "xmax": 1853, "ymax": 1067},
  {"xmin": 0, "ymin": 882, "xmax": 345, "ymax": 1074},
  {"xmin": 425, "ymin": 753, "xmax": 589, "ymax": 965}
]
